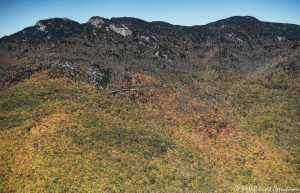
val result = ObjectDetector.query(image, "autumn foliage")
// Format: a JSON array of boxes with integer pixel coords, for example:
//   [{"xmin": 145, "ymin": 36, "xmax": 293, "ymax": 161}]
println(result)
[{"xmin": 0, "ymin": 72, "xmax": 299, "ymax": 192}]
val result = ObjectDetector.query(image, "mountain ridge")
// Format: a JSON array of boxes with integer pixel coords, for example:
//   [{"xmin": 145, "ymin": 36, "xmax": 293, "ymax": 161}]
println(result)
[
  {"xmin": 0, "ymin": 15, "xmax": 299, "ymax": 89},
  {"xmin": 3, "ymin": 15, "xmax": 300, "ymax": 38},
  {"xmin": 2, "ymin": 15, "xmax": 300, "ymax": 43},
  {"xmin": 0, "ymin": 15, "xmax": 299, "ymax": 192}
]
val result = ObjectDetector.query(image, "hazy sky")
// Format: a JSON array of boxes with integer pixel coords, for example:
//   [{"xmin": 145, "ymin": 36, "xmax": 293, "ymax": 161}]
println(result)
[{"xmin": 0, "ymin": 0, "xmax": 299, "ymax": 37}]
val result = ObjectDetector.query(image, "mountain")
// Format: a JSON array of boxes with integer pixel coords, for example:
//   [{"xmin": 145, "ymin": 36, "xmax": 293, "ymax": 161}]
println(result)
[
  {"xmin": 0, "ymin": 16, "xmax": 299, "ymax": 192},
  {"xmin": 1, "ymin": 16, "xmax": 299, "ymax": 87}
]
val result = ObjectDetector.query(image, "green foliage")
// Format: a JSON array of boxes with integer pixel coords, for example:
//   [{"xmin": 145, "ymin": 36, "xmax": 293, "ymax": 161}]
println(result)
[
  {"xmin": 0, "ymin": 73, "xmax": 299, "ymax": 192},
  {"xmin": 0, "ymin": 114, "xmax": 25, "ymax": 130},
  {"xmin": 0, "ymin": 74, "xmax": 214, "ymax": 192},
  {"xmin": 194, "ymin": 73, "xmax": 300, "ymax": 178}
]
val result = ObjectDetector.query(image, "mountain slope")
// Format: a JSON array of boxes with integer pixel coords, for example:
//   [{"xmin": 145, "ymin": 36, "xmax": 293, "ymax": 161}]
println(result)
[
  {"xmin": 0, "ymin": 16, "xmax": 300, "ymax": 192},
  {"xmin": 0, "ymin": 72, "xmax": 298, "ymax": 192},
  {"xmin": 0, "ymin": 16, "xmax": 299, "ymax": 88}
]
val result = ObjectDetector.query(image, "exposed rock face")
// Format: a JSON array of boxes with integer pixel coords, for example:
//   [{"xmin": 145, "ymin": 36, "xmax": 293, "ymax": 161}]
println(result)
[
  {"xmin": 35, "ymin": 22, "xmax": 46, "ymax": 32},
  {"xmin": 0, "ymin": 16, "xmax": 299, "ymax": 88},
  {"xmin": 109, "ymin": 24, "xmax": 132, "ymax": 36},
  {"xmin": 140, "ymin": 36, "xmax": 150, "ymax": 42},
  {"xmin": 49, "ymin": 62, "xmax": 111, "ymax": 87},
  {"xmin": 88, "ymin": 16, "xmax": 106, "ymax": 28}
]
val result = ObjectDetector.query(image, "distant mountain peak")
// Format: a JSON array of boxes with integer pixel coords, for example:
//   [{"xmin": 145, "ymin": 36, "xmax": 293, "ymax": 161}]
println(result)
[
  {"xmin": 88, "ymin": 16, "xmax": 107, "ymax": 28},
  {"xmin": 36, "ymin": 17, "xmax": 76, "ymax": 24},
  {"xmin": 35, "ymin": 21, "xmax": 46, "ymax": 32},
  {"xmin": 211, "ymin": 16, "xmax": 261, "ymax": 26},
  {"xmin": 231, "ymin": 15, "xmax": 259, "ymax": 21},
  {"xmin": 0, "ymin": 15, "xmax": 299, "ymax": 89}
]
